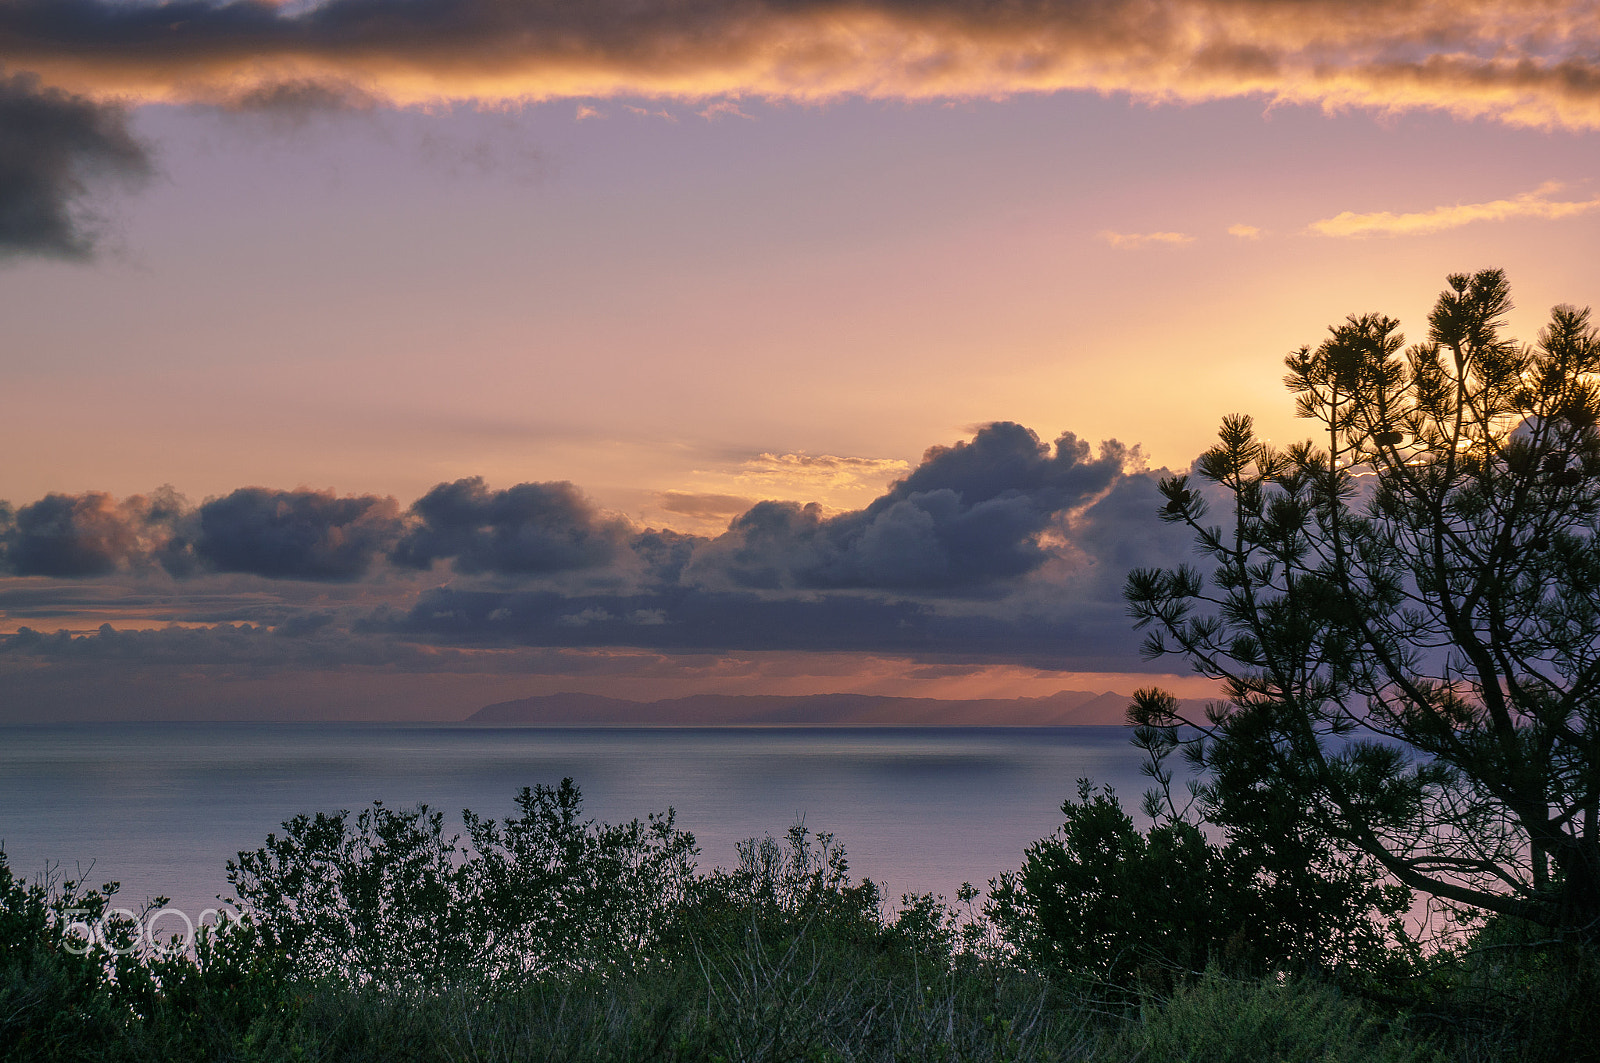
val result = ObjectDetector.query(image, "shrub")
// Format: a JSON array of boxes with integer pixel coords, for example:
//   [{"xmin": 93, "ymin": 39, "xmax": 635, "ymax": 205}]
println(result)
[
  {"xmin": 988, "ymin": 780, "xmax": 1222, "ymax": 990},
  {"xmin": 226, "ymin": 777, "xmax": 699, "ymax": 989},
  {"xmin": 0, "ymin": 848, "xmax": 145, "ymax": 1062},
  {"xmin": 989, "ymin": 775, "xmax": 1416, "ymax": 993},
  {"xmin": 1124, "ymin": 969, "xmax": 1440, "ymax": 1063}
]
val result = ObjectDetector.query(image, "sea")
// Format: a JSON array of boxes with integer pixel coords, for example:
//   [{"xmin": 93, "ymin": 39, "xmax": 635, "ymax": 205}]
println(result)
[{"xmin": 0, "ymin": 724, "xmax": 1156, "ymax": 925}]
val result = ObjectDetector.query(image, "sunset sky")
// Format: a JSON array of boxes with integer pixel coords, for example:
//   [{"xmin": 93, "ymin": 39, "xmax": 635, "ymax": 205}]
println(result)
[{"xmin": 1, "ymin": 0, "xmax": 1597, "ymax": 720}]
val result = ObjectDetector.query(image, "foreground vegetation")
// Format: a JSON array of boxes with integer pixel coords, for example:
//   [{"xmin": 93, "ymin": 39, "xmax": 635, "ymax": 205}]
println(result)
[{"xmin": 1, "ymin": 777, "xmax": 1594, "ymax": 1063}]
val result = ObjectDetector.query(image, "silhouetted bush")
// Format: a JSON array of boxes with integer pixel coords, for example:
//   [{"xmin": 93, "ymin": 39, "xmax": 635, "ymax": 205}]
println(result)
[
  {"xmin": 227, "ymin": 777, "xmax": 698, "ymax": 989},
  {"xmin": 1410, "ymin": 913, "xmax": 1600, "ymax": 1063},
  {"xmin": 0, "ymin": 848, "xmax": 133, "ymax": 1060},
  {"xmin": 986, "ymin": 777, "xmax": 1414, "ymax": 995},
  {"xmin": 988, "ymin": 780, "xmax": 1221, "ymax": 989},
  {"xmin": 1119, "ymin": 969, "xmax": 1440, "ymax": 1063}
]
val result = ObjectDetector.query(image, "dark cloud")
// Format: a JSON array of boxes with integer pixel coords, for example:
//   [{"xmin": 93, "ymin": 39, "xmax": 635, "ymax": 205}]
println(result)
[
  {"xmin": 4, "ymin": 487, "xmax": 185, "ymax": 576},
  {"xmin": 0, "ymin": 479, "xmax": 629, "ymax": 584},
  {"xmin": 392, "ymin": 477, "xmax": 631, "ymax": 575},
  {"xmin": 369, "ymin": 423, "xmax": 1190, "ymax": 666},
  {"xmin": 6, "ymin": 493, "xmax": 128, "ymax": 576},
  {"xmin": 0, "ymin": 619, "xmax": 747, "ymax": 723},
  {"xmin": 273, "ymin": 610, "xmax": 336, "ymax": 638},
  {"xmin": 382, "ymin": 584, "xmax": 1144, "ymax": 671},
  {"xmin": 0, "ymin": 619, "xmax": 481, "ymax": 673},
  {"xmin": 2, "ymin": 621, "xmax": 302, "ymax": 666},
  {"xmin": 629, "ymin": 527, "xmax": 699, "ymax": 585},
  {"xmin": 0, "ymin": 0, "xmax": 1587, "ymax": 261},
  {"xmin": 0, "ymin": 582, "xmax": 141, "ymax": 617},
  {"xmin": 194, "ymin": 487, "xmax": 402, "ymax": 580},
  {"xmin": 0, "ymin": 486, "xmax": 401, "ymax": 582},
  {"xmin": 0, "ymin": 68, "xmax": 149, "ymax": 258},
  {"xmin": 0, "ymin": 616, "xmax": 686, "ymax": 677},
  {"xmin": 691, "ymin": 423, "xmax": 1134, "ymax": 591},
  {"xmin": 1053, "ymin": 464, "xmax": 1205, "ymax": 599},
  {"xmin": 222, "ymin": 76, "xmax": 378, "ymax": 116}
]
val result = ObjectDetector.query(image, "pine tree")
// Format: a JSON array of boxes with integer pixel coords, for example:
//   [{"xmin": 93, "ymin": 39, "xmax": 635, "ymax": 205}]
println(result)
[{"xmin": 1127, "ymin": 269, "xmax": 1600, "ymax": 939}]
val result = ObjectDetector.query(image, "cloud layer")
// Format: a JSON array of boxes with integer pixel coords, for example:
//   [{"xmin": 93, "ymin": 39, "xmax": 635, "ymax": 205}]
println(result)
[
  {"xmin": 1, "ymin": 486, "xmax": 403, "ymax": 580},
  {"xmin": 1, "ymin": 0, "xmax": 1598, "ymax": 129},
  {"xmin": 0, "ymin": 422, "xmax": 1197, "ymax": 675}
]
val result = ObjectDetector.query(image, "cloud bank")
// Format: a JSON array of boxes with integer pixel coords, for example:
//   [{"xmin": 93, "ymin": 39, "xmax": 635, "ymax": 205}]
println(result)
[
  {"xmin": 689, "ymin": 424, "xmax": 1132, "ymax": 592},
  {"xmin": 0, "ymin": 422, "xmax": 1199, "ymax": 677},
  {"xmin": 0, "ymin": 485, "xmax": 403, "ymax": 580},
  {"xmin": 1, "ymin": 0, "xmax": 1598, "ymax": 130}
]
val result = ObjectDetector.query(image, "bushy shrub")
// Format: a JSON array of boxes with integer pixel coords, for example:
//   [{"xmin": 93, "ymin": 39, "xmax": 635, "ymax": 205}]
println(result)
[
  {"xmin": 461, "ymin": 778, "xmax": 699, "ymax": 979},
  {"xmin": 1416, "ymin": 913, "xmax": 1600, "ymax": 1063},
  {"xmin": 227, "ymin": 777, "xmax": 698, "ymax": 989},
  {"xmin": 1, "ymin": 848, "xmax": 131, "ymax": 1061},
  {"xmin": 988, "ymin": 775, "xmax": 1416, "ymax": 992},
  {"xmin": 124, "ymin": 915, "xmax": 302, "ymax": 1061},
  {"xmin": 1124, "ymin": 969, "xmax": 1440, "ymax": 1063},
  {"xmin": 988, "ymin": 780, "xmax": 1221, "ymax": 989},
  {"xmin": 227, "ymin": 796, "xmax": 475, "ymax": 990},
  {"xmin": 211, "ymin": 813, "xmax": 1096, "ymax": 1063}
]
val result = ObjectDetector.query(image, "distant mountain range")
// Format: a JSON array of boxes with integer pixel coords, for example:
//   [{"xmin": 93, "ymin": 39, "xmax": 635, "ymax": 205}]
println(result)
[{"xmin": 467, "ymin": 689, "xmax": 1212, "ymax": 726}]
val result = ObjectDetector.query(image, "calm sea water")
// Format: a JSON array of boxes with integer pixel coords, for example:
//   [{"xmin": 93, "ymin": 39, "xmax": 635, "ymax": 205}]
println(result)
[{"xmin": 0, "ymin": 724, "xmax": 1153, "ymax": 919}]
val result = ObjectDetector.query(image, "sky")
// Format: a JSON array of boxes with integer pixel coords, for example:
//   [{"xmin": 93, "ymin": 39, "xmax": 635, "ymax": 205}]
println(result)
[{"xmin": 0, "ymin": 0, "xmax": 1597, "ymax": 720}]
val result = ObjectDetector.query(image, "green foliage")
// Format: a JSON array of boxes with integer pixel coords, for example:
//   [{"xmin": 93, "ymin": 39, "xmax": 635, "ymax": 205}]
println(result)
[
  {"xmin": 1413, "ymin": 913, "xmax": 1600, "ymax": 1063},
  {"xmin": 125, "ymin": 916, "xmax": 301, "ymax": 1061},
  {"xmin": 1185, "ymin": 713, "xmax": 1418, "ymax": 983},
  {"xmin": 227, "ymin": 777, "xmax": 699, "ymax": 988},
  {"xmin": 0, "ymin": 844, "xmax": 306, "ymax": 1062},
  {"xmin": 0, "ymin": 847, "xmax": 133, "ymax": 1061},
  {"xmin": 461, "ymin": 778, "xmax": 699, "ymax": 979},
  {"xmin": 227, "ymin": 796, "xmax": 476, "ymax": 990},
  {"xmin": 1121, "ymin": 969, "xmax": 1441, "ymax": 1063},
  {"xmin": 1125, "ymin": 269, "xmax": 1600, "ymax": 940},
  {"xmin": 988, "ymin": 780, "xmax": 1222, "ymax": 988},
  {"xmin": 681, "ymin": 823, "xmax": 885, "ymax": 954},
  {"xmin": 987, "ymin": 776, "xmax": 1412, "ymax": 993}
]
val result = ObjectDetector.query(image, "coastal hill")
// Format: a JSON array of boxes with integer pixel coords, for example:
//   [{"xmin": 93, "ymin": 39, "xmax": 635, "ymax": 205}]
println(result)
[{"xmin": 467, "ymin": 689, "xmax": 1210, "ymax": 726}]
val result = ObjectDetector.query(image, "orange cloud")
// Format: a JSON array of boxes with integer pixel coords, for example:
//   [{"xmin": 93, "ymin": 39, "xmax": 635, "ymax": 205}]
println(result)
[
  {"xmin": 656, "ymin": 491, "xmax": 754, "ymax": 522},
  {"xmin": 1100, "ymin": 230, "xmax": 1195, "ymax": 249},
  {"xmin": 1227, "ymin": 223, "xmax": 1263, "ymax": 239},
  {"xmin": 623, "ymin": 104, "xmax": 677, "ymax": 120},
  {"xmin": 2, "ymin": 0, "xmax": 1599, "ymax": 129},
  {"xmin": 732, "ymin": 452, "xmax": 912, "ymax": 496},
  {"xmin": 645, "ymin": 453, "xmax": 912, "ymax": 532},
  {"xmin": 697, "ymin": 100, "xmax": 753, "ymax": 121},
  {"xmin": 1309, "ymin": 181, "xmax": 1600, "ymax": 237}
]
